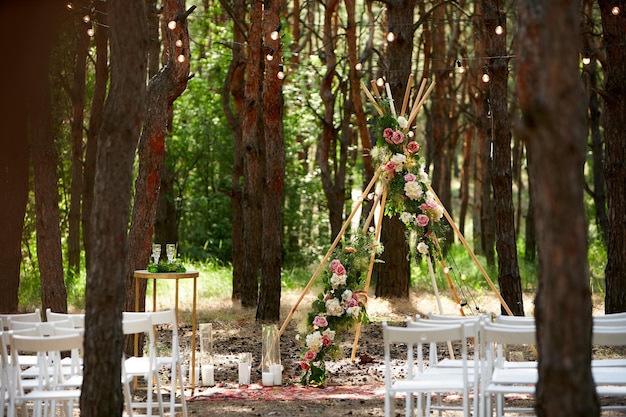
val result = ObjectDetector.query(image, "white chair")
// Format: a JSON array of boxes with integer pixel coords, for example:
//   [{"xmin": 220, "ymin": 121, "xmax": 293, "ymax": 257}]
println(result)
[
  {"xmin": 591, "ymin": 325, "xmax": 626, "ymax": 413},
  {"xmin": 408, "ymin": 316, "xmax": 480, "ymax": 416},
  {"xmin": 122, "ymin": 317, "xmax": 164, "ymax": 417},
  {"xmin": 1, "ymin": 332, "xmax": 10, "ymax": 417},
  {"xmin": 8, "ymin": 331, "xmax": 83, "ymax": 417},
  {"xmin": 382, "ymin": 321, "xmax": 471, "ymax": 417},
  {"xmin": 45, "ymin": 309, "xmax": 85, "ymax": 329},
  {"xmin": 123, "ymin": 309, "xmax": 187, "ymax": 417},
  {"xmin": 0, "ymin": 311, "xmax": 42, "ymax": 331},
  {"xmin": 479, "ymin": 320, "xmax": 537, "ymax": 417}
]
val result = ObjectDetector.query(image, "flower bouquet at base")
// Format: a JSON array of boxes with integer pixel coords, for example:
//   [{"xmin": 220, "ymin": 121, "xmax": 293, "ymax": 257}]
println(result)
[{"xmin": 298, "ymin": 233, "xmax": 381, "ymax": 386}]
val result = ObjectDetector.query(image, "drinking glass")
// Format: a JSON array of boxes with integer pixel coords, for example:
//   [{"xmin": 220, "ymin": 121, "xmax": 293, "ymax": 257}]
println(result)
[
  {"xmin": 166, "ymin": 243, "xmax": 176, "ymax": 263},
  {"xmin": 151, "ymin": 244, "xmax": 161, "ymax": 264}
]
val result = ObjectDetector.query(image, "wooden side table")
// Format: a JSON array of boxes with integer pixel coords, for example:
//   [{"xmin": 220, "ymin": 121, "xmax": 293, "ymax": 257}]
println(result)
[{"xmin": 133, "ymin": 269, "xmax": 199, "ymax": 390}]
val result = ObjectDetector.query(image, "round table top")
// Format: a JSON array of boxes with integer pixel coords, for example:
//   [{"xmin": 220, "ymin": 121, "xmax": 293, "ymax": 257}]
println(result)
[{"xmin": 134, "ymin": 269, "xmax": 199, "ymax": 279}]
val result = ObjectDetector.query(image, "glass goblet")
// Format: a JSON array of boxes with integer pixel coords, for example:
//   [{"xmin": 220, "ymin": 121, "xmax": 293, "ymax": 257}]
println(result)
[
  {"xmin": 152, "ymin": 244, "xmax": 161, "ymax": 264},
  {"xmin": 166, "ymin": 244, "xmax": 176, "ymax": 263}
]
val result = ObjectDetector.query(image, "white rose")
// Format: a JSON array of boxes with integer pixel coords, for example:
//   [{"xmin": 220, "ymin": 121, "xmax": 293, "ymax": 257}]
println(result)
[
  {"xmin": 330, "ymin": 273, "xmax": 347, "ymax": 288},
  {"xmin": 342, "ymin": 289, "xmax": 353, "ymax": 301},
  {"xmin": 325, "ymin": 298, "xmax": 345, "ymax": 316},
  {"xmin": 306, "ymin": 331, "xmax": 323, "ymax": 352},
  {"xmin": 400, "ymin": 212, "xmax": 414, "ymax": 225},
  {"xmin": 323, "ymin": 328, "xmax": 336, "ymax": 341},
  {"xmin": 390, "ymin": 153, "xmax": 407, "ymax": 172},
  {"xmin": 347, "ymin": 306, "xmax": 361, "ymax": 319},
  {"xmin": 397, "ymin": 116, "xmax": 408, "ymax": 129},
  {"xmin": 417, "ymin": 242, "xmax": 430, "ymax": 255},
  {"xmin": 404, "ymin": 181, "xmax": 423, "ymax": 200}
]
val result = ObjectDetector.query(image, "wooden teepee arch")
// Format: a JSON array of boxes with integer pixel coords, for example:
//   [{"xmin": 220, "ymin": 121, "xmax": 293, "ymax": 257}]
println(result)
[{"xmin": 278, "ymin": 76, "xmax": 515, "ymax": 360}]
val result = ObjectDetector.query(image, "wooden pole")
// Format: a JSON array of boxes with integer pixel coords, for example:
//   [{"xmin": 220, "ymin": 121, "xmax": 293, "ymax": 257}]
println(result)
[
  {"xmin": 431, "ymin": 236, "xmax": 465, "ymax": 316},
  {"xmin": 425, "ymin": 183, "xmax": 514, "ymax": 316},
  {"xmin": 400, "ymin": 73, "xmax": 414, "ymax": 117},
  {"xmin": 350, "ymin": 186, "xmax": 387, "ymax": 362},
  {"xmin": 278, "ymin": 171, "xmax": 381, "ymax": 337}
]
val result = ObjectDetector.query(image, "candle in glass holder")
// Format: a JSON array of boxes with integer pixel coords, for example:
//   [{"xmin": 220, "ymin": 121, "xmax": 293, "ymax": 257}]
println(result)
[
  {"xmin": 270, "ymin": 364, "xmax": 282, "ymax": 385},
  {"xmin": 201, "ymin": 364, "xmax": 215, "ymax": 386},
  {"xmin": 262, "ymin": 372, "xmax": 274, "ymax": 386}
]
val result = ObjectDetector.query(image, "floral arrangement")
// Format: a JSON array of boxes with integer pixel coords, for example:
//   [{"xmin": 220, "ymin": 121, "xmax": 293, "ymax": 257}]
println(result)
[
  {"xmin": 369, "ymin": 96, "xmax": 446, "ymax": 261},
  {"xmin": 147, "ymin": 261, "xmax": 186, "ymax": 273},
  {"xmin": 298, "ymin": 233, "xmax": 382, "ymax": 386}
]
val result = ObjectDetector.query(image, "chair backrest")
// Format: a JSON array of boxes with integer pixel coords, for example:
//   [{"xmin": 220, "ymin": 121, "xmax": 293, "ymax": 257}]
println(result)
[
  {"xmin": 0, "ymin": 309, "xmax": 42, "ymax": 331},
  {"xmin": 46, "ymin": 308, "xmax": 85, "ymax": 328},
  {"xmin": 480, "ymin": 320, "xmax": 536, "ymax": 370},
  {"xmin": 593, "ymin": 315, "xmax": 626, "ymax": 328},
  {"xmin": 592, "ymin": 326, "xmax": 626, "ymax": 346},
  {"xmin": 493, "ymin": 313, "xmax": 535, "ymax": 326}
]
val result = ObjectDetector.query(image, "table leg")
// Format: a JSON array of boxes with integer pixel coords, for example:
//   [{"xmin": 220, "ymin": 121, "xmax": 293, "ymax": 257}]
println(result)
[{"xmin": 191, "ymin": 276, "xmax": 197, "ymax": 392}]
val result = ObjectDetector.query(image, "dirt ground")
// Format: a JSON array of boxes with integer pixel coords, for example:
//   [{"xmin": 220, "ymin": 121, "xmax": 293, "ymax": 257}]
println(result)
[{"xmin": 155, "ymin": 289, "xmax": 622, "ymax": 417}]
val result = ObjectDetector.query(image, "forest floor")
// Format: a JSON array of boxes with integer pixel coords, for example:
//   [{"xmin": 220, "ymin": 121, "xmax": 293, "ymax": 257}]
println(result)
[{"xmin": 144, "ymin": 288, "xmax": 623, "ymax": 417}]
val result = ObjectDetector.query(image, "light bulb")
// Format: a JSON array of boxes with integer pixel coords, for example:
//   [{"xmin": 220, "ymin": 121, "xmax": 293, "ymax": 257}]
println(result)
[
  {"xmin": 87, "ymin": 27, "xmax": 94, "ymax": 37},
  {"xmin": 582, "ymin": 55, "xmax": 591, "ymax": 65},
  {"xmin": 175, "ymin": 39, "xmax": 183, "ymax": 47},
  {"xmin": 168, "ymin": 20, "xmax": 177, "ymax": 30},
  {"xmin": 458, "ymin": 66, "xmax": 466, "ymax": 74},
  {"xmin": 66, "ymin": 3, "xmax": 73, "ymax": 9},
  {"xmin": 376, "ymin": 78, "xmax": 384, "ymax": 87},
  {"xmin": 482, "ymin": 72, "xmax": 490, "ymax": 83},
  {"xmin": 495, "ymin": 24, "xmax": 504, "ymax": 35},
  {"xmin": 386, "ymin": 31, "xmax": 395, "ymax": 42},
  {"xmin": 177, "ymin": 54, "xmax": 185, "ymax": 63},
  {"xmin": 83, "ymin": 15, "xmax": 90, "ymax": 23},
  {"xmin": 355, "ymin": 62, "xmax": 363, "ymax": 71},
  {"xmin": 266, "ymin": 53, "xmax": 274, "ymax": 61},
  {"xmin": 270, "ymin": 30, "xmax": 279, "ymax": 41},
  {"xmin": 277, "ymin": 71, "xmax": 285, "ymax": 80},
  {"xmin": 612, "ymin": 5, "xmax": 620, "ymax": 15}
]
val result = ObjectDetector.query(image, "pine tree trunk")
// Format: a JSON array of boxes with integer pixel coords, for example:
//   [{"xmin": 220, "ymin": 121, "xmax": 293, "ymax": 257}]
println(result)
[
  {"xmin": 516, "ymin": 0, "xmax": 598, "ymax": 415},
  {"xmin": 80, "ymin": 0, "xmax": 147, "ymax": 415}
]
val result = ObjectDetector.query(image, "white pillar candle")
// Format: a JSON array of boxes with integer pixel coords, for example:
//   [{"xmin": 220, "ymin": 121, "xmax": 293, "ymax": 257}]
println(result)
[
  {"xmin": 262, "ymin": 371, "xmax": 274, "ymax": 386},
  {"xmin": 238, "ymin": 362, "xmax": 251, "ymax": 385},
  {"xmin": 201, "ymin": 364, "xmax": 215, "ymax": 386},
  {"xmin": 270, "ymin": 364, "xmax": 282, "ymax": 386}
]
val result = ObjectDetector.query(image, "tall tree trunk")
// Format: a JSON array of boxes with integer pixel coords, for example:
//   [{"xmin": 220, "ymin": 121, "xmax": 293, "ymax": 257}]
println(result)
[
  {"xmin": 0, "ymin": 0, "xmax": 61, "ymax": 313},
  {"xmin": 223, "ymin": 0, "xmax": 246, "ymax": 301},
  {"xmin": 83, "ymin": 0, "xmax": 108, "ymax": 274},
  {"xmin": 516, "ymin": 1, "xmax": 598, "ymax": 416},
  {"xmin": 68, "ymin": 20, "xmax": 90, "ymax": 280},
  {"xmin": 318, "ymin": 0, "xmax": 346, "ymax": 243},
  {"xmin": 241, "ymin": 0, "xmax": 265, "ymax": 308},
  {"xmin": 598, "ymin": 0, "xmax": 626, "ymax": 314},
  {"xmin": 124, "ymin": 0, "xmax": 192, "ymax": 320},
  {"xmin": 257, "ymin": 0, "xmax": 285, "ymax": 322},
  {"xmin": 374, "ymin": 0, "xmax": 415, "ymax": 299},
  {"xmin": 31, "ymin": 45, "xmax": 67, "ymax": 315},
  {"xmin": 80, "ymin": 0, "xmax": 147, "ymax": 415},
  {"xmin": 484, "ymin": 1, "xmax": 524, "ymax": 316}
]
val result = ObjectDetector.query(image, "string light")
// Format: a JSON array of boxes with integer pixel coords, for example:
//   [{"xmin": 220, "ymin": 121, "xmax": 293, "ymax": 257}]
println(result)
[
  {"xmin": 270, "ymin": 30, "xmax": 280, "ymax": 41},
  {"xmin": 277, "ymin": 65, "xmax": 285, "ymax": 80},
  {"xmin": 386, "ymin": 31, "xmax": 395, "ymax": 42},
  {"xmin": 612, "ymin": 1, "xmax": 621, "ymax": 15},
  {"xmin": 83, "ymin": 15, "xmax": 90, "ymax": 23},
  {"xmin": 355, "ymin": 62, "xmax": 363, "ymax": 71},
  {"xmin": 482, "ymin": 66, "xmax": 490, "ymax": 83},
  {"xmin": 582, "ymin": 53, "xmax": 591, "ymax": 65},
  {"xmin": 66, "ymin": 3, "xmax": 73, "ymax": 10},
  {"xmin": 175, "ymin": 39, "xmax": 183, "ymax": 47},
  {"xmin": 456, "ymin": 59, "xmax": 465, "ymax": 74},
  {"xmin": 266, "ymin": 50, "xmax": 274, "ymax": 61},
  {"xmin": 376, "ymin": 77, "xmax": 384, "ymax": 87},
  {"xmin": 87, "ymin": 26, "xmax": 94, "ymax": 37},
  {"xmin": 168, "ymin": 20, "xmax": 177, "ymax": 30},
  {"xmin": 495, "ymin": 22, "xmax": 504, "ymax": 35},
  {"xmin": 177, "ymin": 54, "xmax": 185, "ymax": 63}
]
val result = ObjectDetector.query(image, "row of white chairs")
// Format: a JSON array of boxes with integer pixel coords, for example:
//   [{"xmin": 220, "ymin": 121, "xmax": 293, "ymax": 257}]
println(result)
[
  {"xmin": 383, "ymin": 312, "xmax": 626, "ymax": 417},
  {"xmin": 0, "ymin": 308, "xmax": 187, "ymax": 417}
]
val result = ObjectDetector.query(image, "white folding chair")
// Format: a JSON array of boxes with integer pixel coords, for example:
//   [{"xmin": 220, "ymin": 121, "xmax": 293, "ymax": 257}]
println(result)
[
  {"xmin": 479, "ymin": 320, "xmax": 537, "ymax": 417},
  {"xmin": 1, "ymin": 332, "xmax": 10, "ymax": 417},
  {"xmin": 591, "ymin": 325, "xmax": 626, "ymax": 413},
  {"xmin": 45, "ymin": 309, "xmax": 85, "ymax": 329},
  {"xmin": 123, "ymin": 309, "xmax": 187, "ymax": 417},
  {"xmin": 8, "ymin": 331, "xmax": 83, "ymax": 417},
  {"xmin": 383, "ymin": 321, "xmax": 471, "ymax": 417},
  {"xmin": 122, "ymin": 317, "xmax": 164, "ymax": 417},
  {"xmin": 0, "ymin": 311, "xmax": 42, "ymax": 332}
]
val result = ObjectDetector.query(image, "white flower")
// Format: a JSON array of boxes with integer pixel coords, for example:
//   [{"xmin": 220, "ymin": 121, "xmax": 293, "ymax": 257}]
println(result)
[
  {"xmin": 397, "ymin": 116, "xmax": 408, "ymax": 129},
  {"xmin": 306, "ymin": 331, "xmax": 324, "ymax": 352},
  {"xmin": 425, "ymin": 189, "xmax": 435, "ymax": 200},
  {"xmin": 346, "ymin": 306, "xmax": 361, "ymax": 319},
  {"xmin": 390, "ymin": 153, "xmax": 407, "ymax": 172},
  {"xmin": 322, "ymin": 328, "xmax": 336, "ymax": 341},
  {"xmin": 325, "ymin": 298, "xmax": 345, "ymax": 316},
  {"xmin": 342, "ymin": 289, "xmax": 353, "ymax": 301},
  {"xmin": 330, "ymin": 273, "xmax": 347, "ymax": 288},
  {"xmin": 404, "ymin": 181, "xmax": 423, "ymax": 200},
  {"xmin": 417, "ymin": 242, "xmax": 430, "ymax": 254},
  {"xmin": 400, "ymin": 212, "xmax": 414, "ymax": 225}
]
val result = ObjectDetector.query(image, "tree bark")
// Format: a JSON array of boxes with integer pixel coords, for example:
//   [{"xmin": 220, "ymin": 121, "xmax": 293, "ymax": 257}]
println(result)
[
  {"xmin": 598, "ymin": 0, "xmax": 626, "ymax": 314},
  {"xmin": 484, "ymin": 0, "xmax": 524, "ymax": 316},
  {"xmin": 31, "ymin": 47, "xmax": 67, "ymax": 315},
  {"xmin": 516, "ymin": 1, "xmax": 598, "ymax": 415},
  {"xmin": 241, "ymin": 0, "xmax": 265, "ymax": 308},
  {"xmin": 124, "ymin": 0, "xmax": 192, "ymax": 320},
  {"xmin": 83, "ymin": 0, "xmax": 108, "ymax": 274},
  {"xmin": 257, "ymin": 0, "xmax": 285, "ymax": 322},
  {"xmin": 80, "ymin": 0, "xmax": 147, "ymax": 415}
]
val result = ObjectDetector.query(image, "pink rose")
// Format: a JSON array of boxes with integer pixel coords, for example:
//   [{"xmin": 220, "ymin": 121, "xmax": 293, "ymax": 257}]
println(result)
[
  {"xmin": 420, "ymin": 199, "xmax": 438, "ymax": 211},
  {"xmin": 334, "ymin": 263, "xmax": 346, "ymax": 276},
  {"xmin": 322, "ymin": 334, "xmax": 332, "ymax": 347},
  {"xmin": 344, "ymin": 246, "xmax": 356, "ymax": 253},
  {"xmin": 416, "ymin": 214, "xmax": 430, "ymax": 227},
  {"xmin": 383, "ymin": 128, "xmax": 394, "ymax": 139},
  {"xmin": 300, "ymin": 361, "xmax": 311, "ymax": 371},
  {"xmin": 404, "ymin": 173, "xmax": 416, "ymax": 182},
  {"xmin": 391, "ymin": 130, "xmax": 404, "ymax": 145},
  {"xmin": 312, "ymin": 315, "xmax": 328, "ymax": 328},
  {"xmin": 407, "ymin": 141, "xmax": 419, "ymax": 153},
  {"xmin": 329, "ymin": 259, "xmax": 341, "ymax": 273},
  {"xmin": 305, "ymin": 350, "xmax": 317, "ymax": 361},
  {"xmin": 344, "ymin": 298, "xmax": 358, "ymax": 308},
  {"xmin": 385, "ymin": 161, "xmax": 396, "ymax": 173}
]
